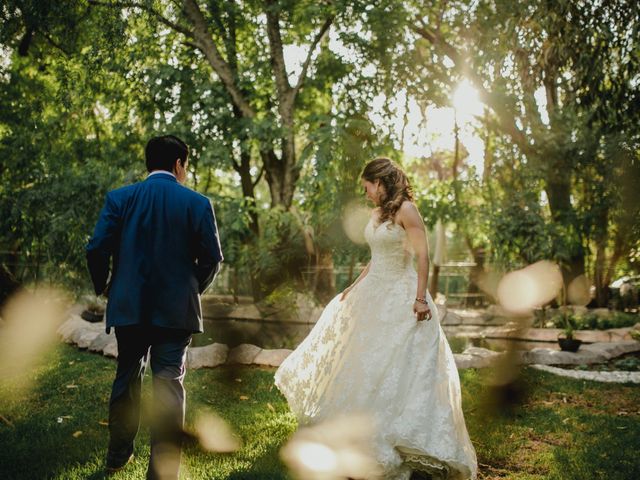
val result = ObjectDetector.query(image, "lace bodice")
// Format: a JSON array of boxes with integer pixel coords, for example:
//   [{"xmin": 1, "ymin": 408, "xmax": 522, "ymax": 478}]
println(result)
[{"xmin": 365, "ymin": 219, "xmax": 415, "ymax": 278}]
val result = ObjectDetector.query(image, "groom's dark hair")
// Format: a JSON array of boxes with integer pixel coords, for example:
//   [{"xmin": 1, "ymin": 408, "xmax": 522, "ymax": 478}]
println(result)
[{"xmin": 145, "ymin": 135, "xmax": 189, "ymax": 173}]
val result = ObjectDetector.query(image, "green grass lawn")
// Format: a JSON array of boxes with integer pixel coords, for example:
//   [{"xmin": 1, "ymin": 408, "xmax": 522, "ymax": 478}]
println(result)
[{"xmin": 0, "ymin": 343, "xmax": 639, "ymax": 480}]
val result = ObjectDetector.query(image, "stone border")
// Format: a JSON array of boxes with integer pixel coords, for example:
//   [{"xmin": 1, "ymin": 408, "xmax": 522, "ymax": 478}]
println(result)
[
  {"xmin": 56, "ymin": 315, "xmax": 292, "ymax": 368},
  {"xmin": 530, "ymin": 364, "xmax": 640, "ymax": 384},
  {"xmin": 57, "ymin": 315, "xmax": 640, "ymax": 371}
]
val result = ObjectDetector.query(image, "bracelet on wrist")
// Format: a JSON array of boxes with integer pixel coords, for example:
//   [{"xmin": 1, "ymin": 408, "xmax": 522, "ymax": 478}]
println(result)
[{"xmin": 415, "ymin": 297, "xmax": 428, "ymax": 304}]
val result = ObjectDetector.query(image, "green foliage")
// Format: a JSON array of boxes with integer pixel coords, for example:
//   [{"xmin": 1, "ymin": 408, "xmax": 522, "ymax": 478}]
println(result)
[
  {"xmin": 262, "ymin": 283, "xmax": 299, "ymax": 314},
  {"xmin": 0, "ymin": 45, "xmax": 143, "ymax": 292},
  {"xmin": 250, "ymin": 207, "xmax": 308, "ymax": 292},
  {"xmin": 551, "ymin": 311, "xmax": 639, "ymax": 331},
  {"xmin": 1, "ymin": 0, "xmax": 639, "ymax": 301},
  {"xmin": 612, "ymin": 356, "xmax": 640, "ymax": 372},
  {"xmin": 553, "ymin": 310, "xmax": 579, "ymax": 339}
]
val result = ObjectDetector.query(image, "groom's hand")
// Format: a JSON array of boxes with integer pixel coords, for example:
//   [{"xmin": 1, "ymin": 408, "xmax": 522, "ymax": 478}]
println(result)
[{"xmin": 102, "ymin": 280, "xmax": 111, "ymax": 298}]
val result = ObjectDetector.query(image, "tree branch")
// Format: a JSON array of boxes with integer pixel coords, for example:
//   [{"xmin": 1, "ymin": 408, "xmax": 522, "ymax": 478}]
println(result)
[
  {"xmin": 252, "ymin": 166, "xmax": 265, "ymax": 187},
  {"xmin": 264, "ymin": 0, "xmax": 291, "ymax": 98},
  {"xmin": 182, "ymin": 0, "xmax": 254, "ymax": 118},
  {"xmin": 514, "ymin": 48, "xmax": 544, "ymax": 131},
  {"xmin": 40, "ymin": 30, "xmax": 72, "ymax": 56},
  {"xmin": 88, "ymin": 0, "xmax": 194, "ymax": 38},
  {"xmin": 230, "ymin": 157, "xmax": 241, "ymax": 172},
  {"xmin": 180, "ymin": 39, "xmax": 201, "ymax": 51},
  {"xmin": 293, "ymin": 16, "xmax": 333, "ymax": 95}
]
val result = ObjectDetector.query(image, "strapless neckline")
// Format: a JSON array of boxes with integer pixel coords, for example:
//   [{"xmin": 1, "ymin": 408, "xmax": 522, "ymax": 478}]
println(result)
[{"xmin": 370, "ymin": 218, "xmax": 406, "ymax": 234}]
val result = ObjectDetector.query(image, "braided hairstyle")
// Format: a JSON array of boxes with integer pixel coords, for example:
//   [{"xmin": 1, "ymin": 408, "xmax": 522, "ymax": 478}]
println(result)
[{"xmin": 361, "ymin": 157, "xmax": 414, "ymax": 224}]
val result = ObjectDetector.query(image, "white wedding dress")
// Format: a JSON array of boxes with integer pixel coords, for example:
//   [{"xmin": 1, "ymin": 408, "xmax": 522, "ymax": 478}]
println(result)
[{"xmin": 274, "ymin": 218, "xmax": 478, "ymax": 479}]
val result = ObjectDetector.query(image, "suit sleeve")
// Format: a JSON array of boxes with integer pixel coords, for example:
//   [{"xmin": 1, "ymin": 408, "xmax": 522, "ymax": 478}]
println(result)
[
  {"xmin": 195, "ymin": 200, "xmax": 224, "ymax": 294},
  {"xmin": 86, "ymin": 193, "xmax": 120, "ymax": 296}
]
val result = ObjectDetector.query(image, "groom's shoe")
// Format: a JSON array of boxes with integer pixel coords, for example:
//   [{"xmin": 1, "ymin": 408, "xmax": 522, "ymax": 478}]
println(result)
[{"xmin": 105, "ymin": 452, "xmax": 134, "ymax": 474}]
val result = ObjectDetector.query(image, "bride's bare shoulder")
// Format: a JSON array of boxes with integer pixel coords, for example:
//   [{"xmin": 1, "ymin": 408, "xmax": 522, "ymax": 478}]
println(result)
[
  {"xmin": 399, "ymin": 200, "xmax": 418, "ymax": 211},
  {"xmin": 397, "ymin": 201, "xmax": 422, "ymax": 227},
  {"xmin": 398, "ymin": 201, "xmax": 420, "ymax": 217}
]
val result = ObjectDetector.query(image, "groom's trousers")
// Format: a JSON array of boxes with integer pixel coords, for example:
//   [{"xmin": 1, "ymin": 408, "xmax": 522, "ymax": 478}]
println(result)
[{"xmin": 108, "ymin": 325, "xmax": 192, "ymax": 480}]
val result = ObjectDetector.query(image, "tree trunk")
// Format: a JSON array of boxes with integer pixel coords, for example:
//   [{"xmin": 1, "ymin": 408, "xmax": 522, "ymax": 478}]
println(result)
[
  {"xmin": 545, "ymin": 171, "xmax": 586, "ymax": 284},
  {"xmin": 313, "ymin": 248, "xmax": 336, "ymax": 304},
  {"xmin": 466, "ymin": 243, "xmax": 487, "ymax": 307},
  {"xmin": 261, "ymin": 147, "xmax": 299, "ymax": 209},
  {"xmin": 0, "ymin": 263, "xmax": 20, "ymax": 307},
  {"xmin": 594, "ymin": 242, "xmax": 608, "ymax": 307},
  {"xmin": 429, "ymin": 265, "xmax": 440, "ymax": 297}
]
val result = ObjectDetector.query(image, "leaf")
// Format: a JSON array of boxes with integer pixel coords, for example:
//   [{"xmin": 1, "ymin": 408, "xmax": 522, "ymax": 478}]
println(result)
[
  {"xmin": 239, "ymin": 395, "xmax": 249, "ymax": 401},
  {"xmin": 72, "ymin": 431, "xmax": 83, "ymax": 438}
]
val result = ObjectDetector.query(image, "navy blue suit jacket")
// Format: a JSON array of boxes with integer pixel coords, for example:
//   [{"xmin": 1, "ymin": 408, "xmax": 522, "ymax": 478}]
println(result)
[{"xmin": 86, "ymin": 172, "xmax": 223, "ymax": 333}]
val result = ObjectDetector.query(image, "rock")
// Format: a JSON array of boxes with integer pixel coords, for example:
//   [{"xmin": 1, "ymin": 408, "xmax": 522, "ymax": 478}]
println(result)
[
  {"xmin": 521, "ymin": 347, "xmax": 608, "ymax": 365},
  {"xmin": 88, "ymin": 331, "xmax": 115, "ymax": 353},
  {"xmin": 434, "ymin": 293, "xmax": 447, "ymax": 305},
  {"xmin": 449, "ymin": 308, "xmax": 496, "ymax": 325},
  {"xmin": 57, "ymin": 315, "xmax": 88, "ymax": 343},
  {"xmin": 531, "ymin": 365, "xmax": 640, "ymax": 384},
  {"xmin": 227, "ymin": 304, "xmax": 263, "ymax": 321},
  {"xmin": 440, "ymin": 308, "xmax": 462, "ymax": 326},
  {"xmin": 103, "ymin": 340, "xmax": 118, "ymax": 358},
  {"xmin": 454, "ymin": 354, "xmax": 477, "ymax": 369},
  {"xmin": 453, "ymin": 341, "xmax": 640, "ymax": 368},
  {"xmin": 306, "ymin": 306, "xmax": 325, "ymax": 324},
  {"xmin": 75, "ymin": 329, "xmax": 102, "ymax": 349},
  {"xmin": 294, "ymin": 293, "xmax": 323, "ymax": 323},
  {"xmin": 442, "ymin": 325, "xmax": 487, "ymax": 340},
  {"xmin": 253, "ymin": 349, "xmax": 292, "ymax": 367},
  {"xmin": 227, "ymin": 343, "xmax": 262, "ymax": 364},
  {"xmin": 187, "ymin": 343, "xmax": 229, "ymax": 369},
  {"xmin": 481, "ymin": 325, "xmax": 636, "ymax": 343},
  {"xmin": 580, "ymin": 340, "xmax": 640, "ymax": 360},
  {"xmin": 454, "ymin": 347, "xmax": 504, "ymax": 369},
  {"xmin": 462, "ymin": 346, "xmax": 499, "ymax": 358},
  {"xmin": 486, "ymin": 304, "xmax": 512, "ymax": 317},
  {"xmin": 591, "ymin": 308, "xmax": 611, "ymax": 318}
]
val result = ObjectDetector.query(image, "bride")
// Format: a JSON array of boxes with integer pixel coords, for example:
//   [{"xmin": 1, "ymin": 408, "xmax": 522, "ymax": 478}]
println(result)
[{"xmin": 275, "ymin": 157, "xmax": 478, "ymax": 480}]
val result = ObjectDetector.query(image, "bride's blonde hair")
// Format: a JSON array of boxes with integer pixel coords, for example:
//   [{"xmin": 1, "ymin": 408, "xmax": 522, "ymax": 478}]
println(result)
[{"xmin": 361, "ymin": 157, "xmax": 413, "ymax": 224}]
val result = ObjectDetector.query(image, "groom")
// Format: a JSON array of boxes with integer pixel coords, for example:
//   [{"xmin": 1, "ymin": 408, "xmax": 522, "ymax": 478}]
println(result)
[{"xmin": 86, "ymin": 135, "xmax": 223, "ymax": 479}]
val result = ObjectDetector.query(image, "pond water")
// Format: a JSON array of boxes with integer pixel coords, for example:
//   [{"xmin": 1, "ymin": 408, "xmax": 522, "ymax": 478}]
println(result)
[{"xmin": 193, "ymin": 318, "xmax": 561, "ymax": 353}]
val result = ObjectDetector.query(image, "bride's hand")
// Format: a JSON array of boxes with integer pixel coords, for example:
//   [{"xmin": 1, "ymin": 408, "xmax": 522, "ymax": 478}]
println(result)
[{"xmin": 413, "ymin": 301, "xmax": 432, "ymax": 321}]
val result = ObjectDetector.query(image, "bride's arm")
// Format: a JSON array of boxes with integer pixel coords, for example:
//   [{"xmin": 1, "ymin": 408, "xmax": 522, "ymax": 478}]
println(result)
[
  {"xmin": 340, "ymin": 262, "xmax": 370, "ymax": 301},
  {"xmin": 397, "ymin": 201, "xmax": 432, "ymax": 320}
]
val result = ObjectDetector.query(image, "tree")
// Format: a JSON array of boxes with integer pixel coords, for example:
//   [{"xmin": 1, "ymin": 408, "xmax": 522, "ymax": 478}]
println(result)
[{"xmin": 407, "ymin": 0, "xmax": 640, "ymax": 293}]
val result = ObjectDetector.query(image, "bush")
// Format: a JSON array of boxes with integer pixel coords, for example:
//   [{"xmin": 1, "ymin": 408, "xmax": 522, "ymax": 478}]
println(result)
[
  {"xmin": 550, "ymin": 311, "xmax": 639, "ymax": 331},
  {"xmin": 612, "ymin": 356, "xmax": 640, "ymax": 371},
  {"xmin": 262, "ymin": 283, "xmax": 299, "ymax": 315}
]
